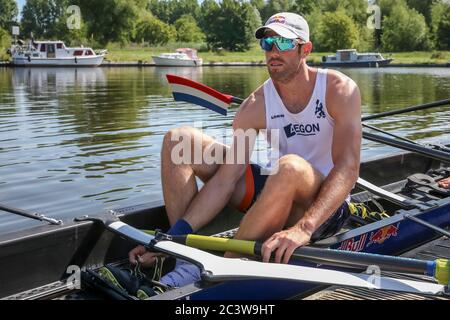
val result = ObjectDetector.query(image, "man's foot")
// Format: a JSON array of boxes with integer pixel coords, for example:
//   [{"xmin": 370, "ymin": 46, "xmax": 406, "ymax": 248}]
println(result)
[{"xmin": 160, "ymin": 259, "xmax": 201, "ymax": 288}]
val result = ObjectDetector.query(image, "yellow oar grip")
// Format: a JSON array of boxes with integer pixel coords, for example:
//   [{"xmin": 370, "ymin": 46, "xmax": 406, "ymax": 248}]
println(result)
[
  {"xmin": 142, "ymin": 230, "xmax": 256, "ymax": 256},
  {"xmin": 186, "ymin": 235, "xmax": 256, "ymax": 256},
  {"xmin": 435, "ymin": 258, "xmax": 449, "ymax": 285}
]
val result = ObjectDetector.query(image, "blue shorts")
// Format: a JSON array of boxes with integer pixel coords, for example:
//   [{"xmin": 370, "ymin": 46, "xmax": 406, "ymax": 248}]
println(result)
[{"xmin": 237, "ymin": 164, "xmax": 350, "ymax": 241}]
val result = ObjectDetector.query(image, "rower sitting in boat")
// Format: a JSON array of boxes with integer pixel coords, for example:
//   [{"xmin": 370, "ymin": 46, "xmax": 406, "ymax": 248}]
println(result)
[{"xmin": 129, "ymin": 12, "xmax": 362, "ymax": 289}]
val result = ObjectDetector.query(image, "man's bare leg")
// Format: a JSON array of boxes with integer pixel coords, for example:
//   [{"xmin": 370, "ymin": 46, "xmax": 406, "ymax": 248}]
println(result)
[
  {"xmin": 130, "ymin": 126, "xmax": 246, "ymax": 266},
  {"xmin": 226, "ymin": 155, "xmax": 324, "ymax": 257},
  {"xmin": 161, "ymin": 126, "xmax": 226, "ymax": 226}
]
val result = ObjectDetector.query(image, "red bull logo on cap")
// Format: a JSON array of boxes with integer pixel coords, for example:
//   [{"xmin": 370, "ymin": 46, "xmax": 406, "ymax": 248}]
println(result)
[
  {"xmin": 367, "ymin": 223, "xmax": 400, "ymax": 246},
  {"xmin": 268, "ymin": 15, "xmax": 286, "ymax": 24}
]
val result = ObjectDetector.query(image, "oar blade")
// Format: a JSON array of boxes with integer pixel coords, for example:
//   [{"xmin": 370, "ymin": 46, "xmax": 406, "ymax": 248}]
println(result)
[{"xmin": 166, "ymin": 74, "xmax": 232, "ymax": 116}]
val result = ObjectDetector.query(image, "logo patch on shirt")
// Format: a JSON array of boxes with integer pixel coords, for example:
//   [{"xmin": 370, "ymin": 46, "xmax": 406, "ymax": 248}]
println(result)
[
  {"xmin": 284, "ymin": 123, "xmax": 321, "ymax": 138},
  {"xmin": 315, "ymin": 99, "xmax": 325, "ymax": 119},
  {"xmin": 271, "ymin": 114, "xmax": 285, "ymax": 120}
]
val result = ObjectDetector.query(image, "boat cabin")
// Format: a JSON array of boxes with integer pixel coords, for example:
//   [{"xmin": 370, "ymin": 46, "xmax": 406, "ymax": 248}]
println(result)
[{"xmin": 31, "ymin": 41, "xmax": 96, "ymax": 59}]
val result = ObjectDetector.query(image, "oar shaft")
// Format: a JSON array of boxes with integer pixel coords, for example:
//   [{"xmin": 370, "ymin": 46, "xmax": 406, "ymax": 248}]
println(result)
[
  {"xmin": 362, "ymin": 98, "xmax": 450, "ymax": 121},
  {"xmin": 274, "ymin": 245, "xmax": 431, "ymax": 275},
  {"xmin": 363, "ymin": 131, "xmax": 450, "ymax": 163},
  {"xmin": 144, "ymin": 231, "xmax": 448, "ymax": 284},
  {"xmin": 0, "ymin": 204, "xmax": 62, "ymax": 225}
]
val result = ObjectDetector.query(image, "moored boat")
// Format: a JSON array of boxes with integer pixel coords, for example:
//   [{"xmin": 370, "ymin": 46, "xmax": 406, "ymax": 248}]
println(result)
[
  {"xmin": 0, "ymin": 145, "xmax": 448, "ymax": 300},
  {"xmin": 9, "ymin": 40, "xmax": 106, "ymax": 67},
  {"xmin": 322, "ymin": 49, "xmax": 393, "ymax": 68},
  {"xmin": 152, "ymin": 48, "xmax": 203, "ymax": 67}
]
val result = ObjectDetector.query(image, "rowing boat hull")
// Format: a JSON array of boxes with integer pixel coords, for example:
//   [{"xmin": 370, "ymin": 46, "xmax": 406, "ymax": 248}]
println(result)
[{"xmin": 0, "ymin": 147, "xmax": 449, "ymax": 300}]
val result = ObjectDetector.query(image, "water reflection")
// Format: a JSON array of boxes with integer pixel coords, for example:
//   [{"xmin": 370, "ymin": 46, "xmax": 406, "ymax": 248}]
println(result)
[{"xmin": 0, "ymin": 66, "xmax": 448, "ymax": 233}]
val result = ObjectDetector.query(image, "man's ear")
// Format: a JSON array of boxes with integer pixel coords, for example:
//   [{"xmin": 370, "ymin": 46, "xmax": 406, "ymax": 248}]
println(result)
[{"xmin": 301, "ymin": 42, "xmax": 313, "ymax": 57}]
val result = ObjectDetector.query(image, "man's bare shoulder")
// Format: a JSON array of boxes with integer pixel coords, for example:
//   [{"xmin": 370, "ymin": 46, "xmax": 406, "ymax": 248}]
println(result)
[
  {"xmin": 326, "ymin": 69, "xmax": 359, "ymax": 96},
  {"xmin": 233, "ymin": 85, "xmax": 266, "ymax": 130},
  {"xmin": 325, "ymin": 69, "xmax": 361, "ymax": 118}
]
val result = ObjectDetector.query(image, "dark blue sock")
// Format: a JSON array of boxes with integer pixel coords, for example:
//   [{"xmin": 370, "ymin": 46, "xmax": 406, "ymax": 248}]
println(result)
[{"xmin": 167, "ymin": 219, "xmax": 193, "ymax": 236}]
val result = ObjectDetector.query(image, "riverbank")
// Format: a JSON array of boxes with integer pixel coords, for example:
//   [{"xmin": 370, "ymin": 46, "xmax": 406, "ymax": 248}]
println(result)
[
  {"xmin": 1, "ymin": 49, "xmax": 449, "ymax": 67},
  {"xmin": 104, "ymin": 47, "xmax": 450, "ymax": 65}
]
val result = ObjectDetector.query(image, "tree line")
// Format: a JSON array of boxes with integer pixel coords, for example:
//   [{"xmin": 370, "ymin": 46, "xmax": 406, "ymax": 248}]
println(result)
[{"xmin": 0, "ymin": 0, "xmax": 449, "ymax": 53}]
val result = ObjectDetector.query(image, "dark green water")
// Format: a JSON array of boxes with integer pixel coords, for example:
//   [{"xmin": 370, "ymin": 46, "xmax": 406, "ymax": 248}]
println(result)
[{"xmin": 0, "ymin": 66, "xmax": 448, "ymax": 233}]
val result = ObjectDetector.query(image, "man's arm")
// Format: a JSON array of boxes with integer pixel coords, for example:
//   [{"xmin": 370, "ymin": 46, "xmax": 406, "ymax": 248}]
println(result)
[
  {"xmin": 296, "ymin": 71, "xmax": 362, "ymax": 235},
  {"xmin": 183, "ymin": 87, "xmax": 266, "ymax": 231}
]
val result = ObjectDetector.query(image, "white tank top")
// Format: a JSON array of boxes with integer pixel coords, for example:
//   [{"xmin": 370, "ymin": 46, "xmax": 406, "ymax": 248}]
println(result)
[{"xmin": 264, "ymin": 69, "xmax": 335, "ymax": 177}]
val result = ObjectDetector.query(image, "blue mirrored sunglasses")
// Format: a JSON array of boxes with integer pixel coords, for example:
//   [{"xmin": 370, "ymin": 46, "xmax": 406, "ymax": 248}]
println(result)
[{"xmin": 260, "ymin": 37, "xmax": 300, "ymax": 52}]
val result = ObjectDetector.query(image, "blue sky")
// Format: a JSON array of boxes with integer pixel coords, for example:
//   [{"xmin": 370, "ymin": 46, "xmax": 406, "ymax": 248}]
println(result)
[{"xmin": 16, "ymin": 0, "xmax": 25, "ymax": 15}]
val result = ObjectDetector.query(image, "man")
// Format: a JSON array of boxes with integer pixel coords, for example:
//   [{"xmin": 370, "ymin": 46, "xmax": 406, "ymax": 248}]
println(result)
[{"xmin": 129, "ymin": 12, "xmax": 362, "ymax": 287}]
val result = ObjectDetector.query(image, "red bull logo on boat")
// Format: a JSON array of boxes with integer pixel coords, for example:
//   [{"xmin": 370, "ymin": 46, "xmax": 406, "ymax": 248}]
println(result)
[
  {"xmin": 367, "ymin": 223, "xmax": 400, "ymax": 247},
  {"xmin": 337, "ymin": 233, "xmax": 367, "ymax": 252},
  {"xmin": 268, "ymin": 15, "xmax": 286, "ymax": 24}
]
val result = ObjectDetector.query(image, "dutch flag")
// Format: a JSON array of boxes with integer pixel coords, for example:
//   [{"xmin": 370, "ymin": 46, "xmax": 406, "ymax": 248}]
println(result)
[{"xmin": 166, "ymin": 74, "xmax": 231, "ymax": 116}]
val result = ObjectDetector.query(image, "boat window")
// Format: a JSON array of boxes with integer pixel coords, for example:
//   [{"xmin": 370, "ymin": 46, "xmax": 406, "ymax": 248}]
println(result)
[
  {"xmin": 74, "ymin": 50, "xmax": 84, "ymax": 56},
  {"xmin": 331, "ymin": 57, "xmax": 336, "ymax": 61},
  {"xmin": 40, "ymin": 44, "xmax": 46, "ymax": 52},
  {"xmin": 85, "ymin": 50, "xmax": 94, "ymax": 56},
  {"xmin": 57, "ymin": 43, "xmax": 63, "ymax": 49}
]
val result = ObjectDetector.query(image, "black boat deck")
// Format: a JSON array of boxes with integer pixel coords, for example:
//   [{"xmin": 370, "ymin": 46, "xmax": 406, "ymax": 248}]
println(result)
[{"xmin": 303, "ymin": 236, "xmax": 450, "ymax": 300}]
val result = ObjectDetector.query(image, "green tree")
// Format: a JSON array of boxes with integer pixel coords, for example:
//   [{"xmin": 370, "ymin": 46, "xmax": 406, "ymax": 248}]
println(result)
[
  {"xmin": 318, "ymin": 0, "xmax": 367, "ymax": 26},
  {"xmin": 381, "ymin": 4, "xmax": 431, "ymax": 51},
  {"xmin": 20, "ymin": 0, "xmax": 87, "ymax": 45},
  {"xmin": 316, "ymin": 11, "xmax": 359, "ymax": 52},
  {"xmin": 201, "ymin": 0, "xmax": 261, "ymax": 51},
  {"xmin": 73, "ymin": 0, "xmax": 140, "ymax": 45},
  {"xmin": 0, "ymin": 27, "xmax": 11, "ymax": 60},
  {"xmin": 435, "ymin": 5, "xmax": 450, "ymax": 50},
  {"xmin": 148, "ymin": 0, "xmax": 200, "ymax": 24},
  {"xmin": 260, "ymin": 0, "xmax": 294, "ymax": 22},
  {"xmin": 0, "ymin": 0, "xmax": 18, "ymax": 30},
  {"xmin": 406, "ymin": 0, "xmax": 437, "ymax": 26},
  {"xmin": 174, "ymin": 14, "xmax": 205, "ymax": 42},
  {"xmin": 21, "ymin": 0, "xmax": 67, "ymax": 39},
  {"xmin": 135, "ymin": 13, "xmax": 176, "ymax": 45},
  {"xmin": 292, "ymin": 0, "xmax": 319, "ymax": 16}
]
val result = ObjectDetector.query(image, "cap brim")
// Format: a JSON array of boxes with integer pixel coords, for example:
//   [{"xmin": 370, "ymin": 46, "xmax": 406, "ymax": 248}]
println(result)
[{"xmin": 255, "ymin": 24, "xmax": 299, "ymax": 39}]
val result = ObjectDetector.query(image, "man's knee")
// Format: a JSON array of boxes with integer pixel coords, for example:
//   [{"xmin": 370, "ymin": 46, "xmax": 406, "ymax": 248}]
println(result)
[
  {"xmin": 276, "ymin": 154, "xmax": 310, "ymax": 178},
  {"xmin": 164, "ymin": 126, "xmax": 198, "ymax": 146}
]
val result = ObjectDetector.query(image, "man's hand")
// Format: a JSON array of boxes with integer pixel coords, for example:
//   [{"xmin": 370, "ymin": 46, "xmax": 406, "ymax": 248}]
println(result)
[
  {"xmin": 128, "ymin": 245, "xmax": 166, "ymax": 268},
  {"xmin": 261, "ymin": 226, "xmax": 312, "ymax": 264}
]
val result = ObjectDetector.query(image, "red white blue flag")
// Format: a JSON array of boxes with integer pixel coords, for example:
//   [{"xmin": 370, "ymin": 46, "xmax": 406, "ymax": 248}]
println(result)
[{"xmin": 166, "ymin": 74, "xmax": 231, "ymax": 116}]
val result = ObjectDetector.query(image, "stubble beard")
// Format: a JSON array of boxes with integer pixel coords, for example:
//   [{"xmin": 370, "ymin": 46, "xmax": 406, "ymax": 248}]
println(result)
[{"xmin": 268, "ymin": 60, "xmax": 302, "ymax": 84}]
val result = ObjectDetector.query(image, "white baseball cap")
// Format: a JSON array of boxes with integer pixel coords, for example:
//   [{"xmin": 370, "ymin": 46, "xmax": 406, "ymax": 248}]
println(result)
[{"xmin": 255, "ymin": 12, "xmax": 310, "ymax": 42}]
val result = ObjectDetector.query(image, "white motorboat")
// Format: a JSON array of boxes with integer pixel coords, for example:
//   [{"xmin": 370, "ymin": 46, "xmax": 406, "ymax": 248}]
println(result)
[
  {"xmin": 9, "ymin": 40, "xmax": 106, "ymax": 67},
  {"xmin": 152, "ymin": 48, "xmax": 202, "ymax": 67},
  {"xmin": 322, "ymin": 49, "xmax": 393, "ymax": 68}
]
